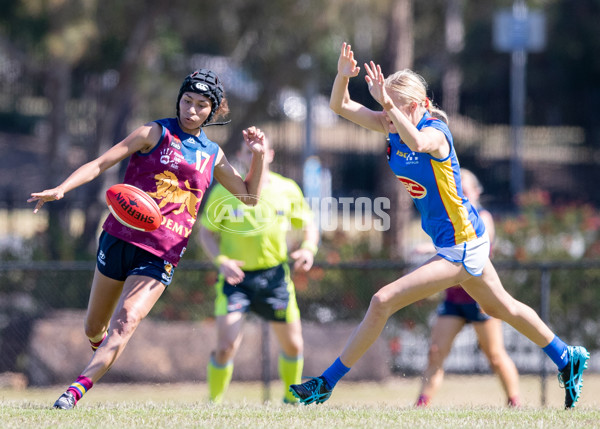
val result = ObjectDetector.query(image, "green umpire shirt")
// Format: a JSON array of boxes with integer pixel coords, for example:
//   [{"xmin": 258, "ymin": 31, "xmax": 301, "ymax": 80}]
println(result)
[{"xmin": 200, "ymin": 172, "xmax": 313, "ymax": 271}]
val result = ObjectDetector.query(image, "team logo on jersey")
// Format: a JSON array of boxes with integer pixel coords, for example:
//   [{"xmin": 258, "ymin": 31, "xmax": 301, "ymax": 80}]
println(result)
[
  {"xmin": 397, "ymin": 176, "xmax": 427, "ymax": 199},
  {"xmin": 147, "ymin": 171, "xmax": 203, "ymax": 219}
]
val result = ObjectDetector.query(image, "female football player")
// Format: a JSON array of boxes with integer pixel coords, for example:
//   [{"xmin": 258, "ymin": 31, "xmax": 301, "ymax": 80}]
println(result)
[
  {"xmin": 289, "ymin": 43, "xmax": 589, "ymax": 409},
  {"xmin": 29, "ymin": 70, "xmax": 267, "ymax": 409}
]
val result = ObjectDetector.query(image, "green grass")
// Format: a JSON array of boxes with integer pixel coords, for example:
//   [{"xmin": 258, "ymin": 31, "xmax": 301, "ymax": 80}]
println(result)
[
  {"xmin": 1, "ymin": 375, "xmax": 599, "ymax": 429},
  {"xmin": 1, "ymin": 402, "xmax": 599, "ymax": 429}
]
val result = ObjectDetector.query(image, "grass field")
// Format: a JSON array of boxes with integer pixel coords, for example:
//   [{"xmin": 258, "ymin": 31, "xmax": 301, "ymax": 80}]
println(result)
[{"xmin": 1, "ymin": 375, "xmax": 599, "ymax": 428}]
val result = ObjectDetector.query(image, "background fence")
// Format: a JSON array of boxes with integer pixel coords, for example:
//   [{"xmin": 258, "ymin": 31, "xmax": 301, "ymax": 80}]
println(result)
[{"xmin": 1, "ymin": 260, "xmax": 598, "ymax": 398}]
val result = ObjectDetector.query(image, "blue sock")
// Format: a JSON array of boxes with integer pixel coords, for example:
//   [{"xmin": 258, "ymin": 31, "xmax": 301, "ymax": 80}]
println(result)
[
  {"xmin": 321, "ymin": 357, "xmax": 351, "ymax": 389},
  {"xmin": 542, "ymin": 336, "xmax": 569, "ymax": 370}
]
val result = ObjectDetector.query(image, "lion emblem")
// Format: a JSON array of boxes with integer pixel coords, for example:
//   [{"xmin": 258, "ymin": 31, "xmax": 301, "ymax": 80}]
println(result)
[{"xmin": 147, "ymin": 171, "xmax": 203, "ymax": 219}]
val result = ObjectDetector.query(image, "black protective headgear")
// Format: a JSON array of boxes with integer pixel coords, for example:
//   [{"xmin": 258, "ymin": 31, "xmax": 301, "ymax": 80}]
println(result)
[{"xmin": 176, "ymin": 69, "xmax": 224, "ymax": 126}]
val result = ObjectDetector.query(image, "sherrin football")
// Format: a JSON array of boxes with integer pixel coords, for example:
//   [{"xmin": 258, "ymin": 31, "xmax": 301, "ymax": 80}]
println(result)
[{"xmin": 105, "ymin": 184, "xmax": 162, "ymax": 232}]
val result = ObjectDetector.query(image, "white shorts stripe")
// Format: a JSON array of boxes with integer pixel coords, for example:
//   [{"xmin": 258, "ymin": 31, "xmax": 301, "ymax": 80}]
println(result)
[{"xmin": 435, "ymin": 232, "xmax": 490, "ymax": 276}]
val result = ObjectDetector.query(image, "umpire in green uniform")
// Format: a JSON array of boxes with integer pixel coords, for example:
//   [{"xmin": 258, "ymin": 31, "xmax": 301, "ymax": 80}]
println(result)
[{"xmin": 199, "ymin": 133, "xmax": 319, "ymax": 404}]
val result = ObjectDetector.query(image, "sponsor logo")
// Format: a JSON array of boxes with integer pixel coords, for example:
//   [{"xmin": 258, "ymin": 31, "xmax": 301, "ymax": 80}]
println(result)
[
  {"xmin": 160, "ymin": 148, "xmax": 172, "ymax": 165},
  {"xmin": 170, "ymin": 140, "xmax": 181, "ymax": 150},
  {"xmin": 97, "ymin": 250, "xmax": 106, "ymax": 266},
  {"xmin": 397, "ymin": 177, "xmax": 427, "ymax": 199},
  {"xmin": 193, "ymin": 82, "xmax": 209, "ymax": 92},
  {"xmin": 405, "ymin": 151, "xmax": 419, "ymax": 164},
  {"xmin": 396, "ymin": 150, "xmax": 419, "ymax": 164},
  {"xmin": 113, "ymin": 192, "xmax": 156, "ymax": 225}
]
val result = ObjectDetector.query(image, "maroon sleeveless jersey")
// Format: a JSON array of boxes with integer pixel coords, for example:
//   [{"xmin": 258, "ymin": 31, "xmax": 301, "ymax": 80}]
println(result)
[{"xmin": 103, "ymin": 118, "xmax": 219, "ymax": 265}]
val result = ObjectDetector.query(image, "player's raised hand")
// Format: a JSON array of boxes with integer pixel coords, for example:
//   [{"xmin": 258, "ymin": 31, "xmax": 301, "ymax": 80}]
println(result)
[
  {"xmin": 28, "ymin": 187, "xmax": 65, "ymax": 213},
  {"xmin": 242, "ymin": 126, "xmax": 266, "ymax": 155},
  {"xmin": 364, "ymin": 61, "xmax": 391, "ymax": 108},
  {"xmin": 338, "ymin": 42, "xmax": 361, "ymax": 78}
]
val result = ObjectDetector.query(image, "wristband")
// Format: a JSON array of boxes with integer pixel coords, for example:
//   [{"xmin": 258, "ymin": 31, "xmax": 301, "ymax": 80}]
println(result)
[
  {"xmin": 213, "ymin": 255, "xmax": 228, "ymax": 267},
  {"xmin": 300, "ymin": 241, "xmax": 318, "ymax": 256}
]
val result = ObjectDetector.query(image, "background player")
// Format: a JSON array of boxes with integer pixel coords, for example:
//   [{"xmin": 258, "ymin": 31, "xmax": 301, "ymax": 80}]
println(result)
[{"xmin": 199, "ymin": 134, "xmax": 319, "ymax": 404}]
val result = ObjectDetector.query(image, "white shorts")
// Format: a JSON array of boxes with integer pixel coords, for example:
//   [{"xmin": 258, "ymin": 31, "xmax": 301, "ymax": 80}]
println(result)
[{"xmin": 435, "ymin": 232, "xmax": 490, "ymax": 276}]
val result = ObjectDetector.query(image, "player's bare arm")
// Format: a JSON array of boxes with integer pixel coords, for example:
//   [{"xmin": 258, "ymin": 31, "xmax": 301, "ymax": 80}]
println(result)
[
  {"xmin": 213, "ymin": 126, "xmax": 266, "ymax": 206},
  {"xmin": 28, "ymin": 123, "xmax": 161, "ymax": 213}
]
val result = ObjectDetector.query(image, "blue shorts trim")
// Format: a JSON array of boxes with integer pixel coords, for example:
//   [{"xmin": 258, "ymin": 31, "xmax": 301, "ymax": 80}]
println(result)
[
  {"xmin": 436, "ymin": 300, "xmax": 490, "ymax": 323},
  {"xmin": 96, "ymin": 231, "xmax": 174, "ymax": 286}
]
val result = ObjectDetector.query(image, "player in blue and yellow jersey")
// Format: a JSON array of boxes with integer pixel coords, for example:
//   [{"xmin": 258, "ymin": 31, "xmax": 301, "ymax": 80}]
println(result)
[
  {"xmin": 199, "ymin": 134, "xmax": 319, "ymax": 404},
  {"xmin": 290, "ymin": 42, "xmax": 589, "ymax": 409}
]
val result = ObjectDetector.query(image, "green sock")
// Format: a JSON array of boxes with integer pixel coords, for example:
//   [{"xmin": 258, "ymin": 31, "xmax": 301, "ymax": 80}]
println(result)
[
  {"xmin": 207, "ymin": 357, "xmax": 233, "ymax": 403},
  {"xmin": 279, "ymin": 353, "xmax": 303, "ymax": 403}
]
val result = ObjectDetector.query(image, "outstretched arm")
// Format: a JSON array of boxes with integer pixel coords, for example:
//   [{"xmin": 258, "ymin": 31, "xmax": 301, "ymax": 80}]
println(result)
[
  {"xmin": 330, "ymin": 43, "xmax": 387, "ymax": 133},
  {"xmin": 213, "ymin": 126, "xmax": 266, "ymax": 206},
  {"xmin": 364, "ymin": 61, "xmax": 447, "ymax": 156},
  {"xmin": 28, "ymin": 122, "xmax": 161, "ymax": 213}
]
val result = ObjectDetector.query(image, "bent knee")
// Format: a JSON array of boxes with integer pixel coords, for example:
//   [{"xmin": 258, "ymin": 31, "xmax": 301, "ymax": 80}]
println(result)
[
  {"xmin": 283, "ymin": 340, "xmax": 303, "ymax": 357},
  {"xmin": 370, "ymin": 292, "xmax": 394, "ymax": 316},
  {"xmin": 84, "ymin": 321, "xmax": 107, "ymax": 339},
  {"xmin": 214, "ymin": 344, "xmax": 237, "ymax": 363},
  {"xmin": 428, "ymin": 348, "xmax": 442, "ymax": 363},
  {"xmin": 427, "ymin": 343, "xmax": 448, "ymax": 365},
  {"xmin": 111, "ymin": 308, "xmax": 144, "ymax": 338}
]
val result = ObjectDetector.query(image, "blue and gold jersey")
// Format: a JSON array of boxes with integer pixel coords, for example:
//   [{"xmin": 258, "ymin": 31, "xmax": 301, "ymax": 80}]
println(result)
[{"xmin": 387, "ymin": 113, "xmax": 485, "ymax": 247}]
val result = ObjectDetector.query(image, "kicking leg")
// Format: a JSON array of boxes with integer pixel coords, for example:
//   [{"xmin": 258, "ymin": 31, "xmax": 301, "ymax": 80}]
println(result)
[
  {"xmin": 84, "ymin": 268, "xmax": 122, "ymax": 350},
  {"xmin": 54, "ymin": 275, "xmax": 165, "ymax": 409},
  {"xmin": 462, "ymin": 260, "xmax": 589, "ymax": 408}
]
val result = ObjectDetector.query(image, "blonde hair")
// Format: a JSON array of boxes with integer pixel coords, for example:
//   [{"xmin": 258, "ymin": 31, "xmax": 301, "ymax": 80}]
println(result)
[{"xmin": 385, "ymin": 69, "xmax": 449, "ymax": 124}]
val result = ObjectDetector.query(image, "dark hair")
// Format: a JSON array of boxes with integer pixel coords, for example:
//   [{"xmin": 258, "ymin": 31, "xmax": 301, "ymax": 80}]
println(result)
[{"xmin": 176, "ymin": 69, "xmax": 228, "ymax": 126}]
